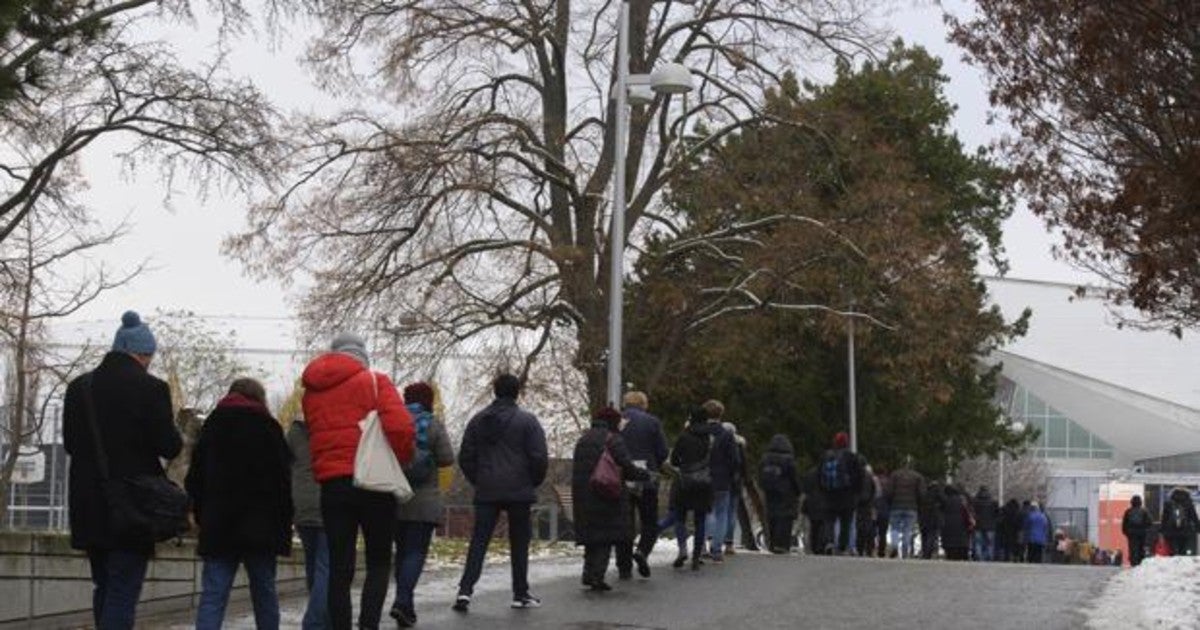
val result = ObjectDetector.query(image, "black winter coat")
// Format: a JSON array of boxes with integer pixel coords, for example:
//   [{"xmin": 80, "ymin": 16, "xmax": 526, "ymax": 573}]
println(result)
[
  {"xmin": 707, "ymin": 423, "xmax": 739, "ymax": 492},
  {"xmin": 998, "ymin": 500, "xmax": 1023, "ymax": 548},
  {"xmin": 972, "ymin": 490, "xmax": 999, "ymax": 532},
  {"xmin": 939, "ymin": 487, "xmax": 972, "ymax": 549},
  {"xmin": 186, "ymin": 395, "xmax": 294, "ymax": 558},
  {"xmin": 571, "ymin": 423, "xmax": 650, "ymax": 545},
  {"xmin": 669, "ymin": 423, "xmax": 713, "ymax": 513},
  {"xmin": 63, "ymin": 353, "xmax": 181, "ymax": 553},
  {"xmin": 918, "ymin": 484, "xmax": 944, "ymax": 531},
  {"xmin": 1122, "ymin": 506, "xmax": 1152, "ymax": 537},
  {"xmin": 800, "ymin": 467, "xmax": 829, "ymax": 521},
  {"xmin": 759, "ymin": 435, "xmax": 800, "ymax": 518},
  {"xmin": 458, "ymin": 398, "xmax": 548, "ymax": 504},
  {"xmin": 1160, "ymin": 488, "xmax": 1200, "ymax": 536}
]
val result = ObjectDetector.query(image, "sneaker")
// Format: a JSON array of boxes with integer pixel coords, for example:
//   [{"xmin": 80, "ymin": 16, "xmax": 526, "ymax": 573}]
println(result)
[
  {"xmin": 725, "ymin": 543, "xmax": 736, "ymax": 556},
  {"xmin": 452, "ymin": 594, "xmax": 471, "ymax": 613},
  {"xmin": 633, "ymin": 551, "xmax": 651, "ymax": 577},
  {"xmin": 711, "ymin": 554, "xmax": 724, "ymax": 563},
  {"xmin": 617, "ymin": 570, "xmax": 633, "ymax": 580},
  {"xmin": 672, "ymin": 553, "xmax": 687, "ymax": 568},
  {"xmin": 511, "ymin": 594, "xmax": 542, "ymax": 609}
]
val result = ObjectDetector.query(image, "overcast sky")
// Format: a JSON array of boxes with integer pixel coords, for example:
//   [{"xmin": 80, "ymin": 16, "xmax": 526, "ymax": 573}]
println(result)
[{"xmin": 58, "ymin": 0, "xmax": 1095, "ymax": 347}]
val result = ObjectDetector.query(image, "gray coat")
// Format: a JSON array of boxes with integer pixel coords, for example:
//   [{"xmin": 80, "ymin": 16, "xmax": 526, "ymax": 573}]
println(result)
[
  {"xmin": 396, "ymin": 412, "xmax": 455, "ymax": 524},
  {"xmin": 287, "ymin": 420, "xmax": 322, "ymax": 528}
]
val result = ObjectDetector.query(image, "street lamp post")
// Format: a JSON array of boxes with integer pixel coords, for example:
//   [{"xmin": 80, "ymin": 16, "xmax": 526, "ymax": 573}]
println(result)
[
  {"xmin": 847, "ymin": 313, "xmax": 857, "ymax": 453},
  {"xmin": 998, "ymin": 421, "xmax": 1025, "ymax": 503},
  {"xmin": 605, "ymin": 1, "xmax": 693, "ymax": 406}
]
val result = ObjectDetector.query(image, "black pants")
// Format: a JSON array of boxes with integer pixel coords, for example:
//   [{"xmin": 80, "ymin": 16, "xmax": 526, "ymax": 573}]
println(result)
[
  {"xmin": 945, "ymin": 547, "xmax": 968, "ymax": 561},
  {"xmin": 808, "ymin": 519, "xmax": 826, "ymax": 554},
  {"xmin": 457, "ymin": 502, "xmax": 532, "ymax": 598},
  {"xmin": 1166, "ymin": 534, "xmax": 1192, "ymax": 556},
  {"xmin": 920, "ymin": 527, "xmax": 938, "ymax": 559},
  {"xmin": 875, "ymin": 518, "xmax": 889, "ymax": 556},
  {"xmin": 583, "ymin": 543, "xmax": 613, "ymax": 584},
  {"xmin": 1127, "ymin": 533, "xmax": 1147, "ymax": 567},
  {"xmin": 831, "ymin": 507, "xmax": 854, "ymax": 553},
  {"xmin": 1026, "ymin": 543, "xmax": 1044, "ymax": 563},
  {"xmin": 616, "ymin": 486, "xmax": 659, "ymax": 575},
  {"xmin": 321, "ymin": 478, "xmax": 396, "ymax": 630},
  {"xmin": 767, "ymin": 511, "xmax": 794, "ymax": 552}
]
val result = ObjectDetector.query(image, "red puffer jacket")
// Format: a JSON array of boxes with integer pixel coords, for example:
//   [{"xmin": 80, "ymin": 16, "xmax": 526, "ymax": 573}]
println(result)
[{"xmin": 301, "ymin": 353, "xmax": 414, "ymax": 482}]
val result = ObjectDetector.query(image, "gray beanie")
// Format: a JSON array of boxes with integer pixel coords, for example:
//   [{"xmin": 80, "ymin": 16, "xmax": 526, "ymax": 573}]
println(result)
[
  {"xmin": 330, "ymin": 332, "xmax": 369, "ymax": 366},
  {"xmin": 111, "ymin": 311, "xmax": 157, "ymax": 356}
]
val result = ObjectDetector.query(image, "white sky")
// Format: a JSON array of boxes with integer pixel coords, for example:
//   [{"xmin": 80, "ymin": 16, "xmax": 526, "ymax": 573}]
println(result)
[{"xmin": 57, "ymin": 0, "xmax": 1095, "ymax": 349}]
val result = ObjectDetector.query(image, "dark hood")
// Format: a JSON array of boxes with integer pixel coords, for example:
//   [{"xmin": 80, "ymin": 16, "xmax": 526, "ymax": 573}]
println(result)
[
  {"xmin": 767, "ymin": 434, "xmax": 794, "ymax": 455},
  {"xmin": 479, "ymin": 398, "xmax": 520, "ymax": 443}
]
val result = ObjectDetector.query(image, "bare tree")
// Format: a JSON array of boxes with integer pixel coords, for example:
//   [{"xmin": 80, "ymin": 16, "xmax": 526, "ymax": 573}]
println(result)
[
  {"xmin": 955, "ymin": 454, "xmax": 1050, "ymax": 506},
  {"xmin": 229, "ymin": 0, "xmax": 886, "ymax": 408},
  {"xmin": 0, "ymin": 0, "xmax": 278, "ymax": 245},
  {"xmin": 0, "ymin": 204, "xmax": 141, "ymax": 523}
]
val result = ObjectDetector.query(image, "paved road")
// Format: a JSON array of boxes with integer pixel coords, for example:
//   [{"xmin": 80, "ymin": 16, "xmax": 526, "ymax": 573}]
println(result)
[{"xmin": 405, "ymin": 554, "xmax": 1113, "ymax": 630}]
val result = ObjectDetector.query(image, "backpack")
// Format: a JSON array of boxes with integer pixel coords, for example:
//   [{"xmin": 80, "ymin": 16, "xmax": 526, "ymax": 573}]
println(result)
[
  {"xmin": 403, "ymin": 406, "xmax": 437, "ymax": 487},
  {"xmin": 819, "ymin": 450, "xmax": 853, "ymax": 491},
  {"xmin": 1127, "ymin": 508, "xmax": 1148, "ymax": 529}
]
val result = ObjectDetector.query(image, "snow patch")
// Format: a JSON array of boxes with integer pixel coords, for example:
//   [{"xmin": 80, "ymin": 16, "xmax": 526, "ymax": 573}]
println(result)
[{"xmin": 1087, "ymin": 556, "xmax": 1200, "ymax": 629}]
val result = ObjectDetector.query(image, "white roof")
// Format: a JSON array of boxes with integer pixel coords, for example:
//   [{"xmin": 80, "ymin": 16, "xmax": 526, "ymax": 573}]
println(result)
[{"xmin": 985, "ymin": 277, "xmax": 1200, "ymax": 460}]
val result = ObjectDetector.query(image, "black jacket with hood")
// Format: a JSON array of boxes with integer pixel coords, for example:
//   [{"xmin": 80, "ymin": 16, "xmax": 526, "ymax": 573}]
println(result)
[
  {"xmin": 759, "ymin": 434, "xmax": 801, "ymax": 518},
  {"xmin": 458, "ymin": 397, "xmax": 548, "ymax": 504}
]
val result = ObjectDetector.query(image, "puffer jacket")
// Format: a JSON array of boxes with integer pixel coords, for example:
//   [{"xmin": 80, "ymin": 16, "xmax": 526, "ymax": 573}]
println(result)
[
  {"xmin": 458, "ymin": 397, "xmax": 548, "ymax": 504},
  {"xmin": 301, "ymin": 353, "xmax": 414, "ymax": 482}
]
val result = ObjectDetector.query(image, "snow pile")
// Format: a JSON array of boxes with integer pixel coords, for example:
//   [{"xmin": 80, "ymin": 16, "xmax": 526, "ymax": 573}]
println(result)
[{"xmin": 1087, "ymin": 556, "xmax": 1200, "ymax": 629}]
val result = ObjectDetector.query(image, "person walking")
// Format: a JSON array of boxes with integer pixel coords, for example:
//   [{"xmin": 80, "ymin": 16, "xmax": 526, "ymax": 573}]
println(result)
[
  {"xmin": 389, "ymin": 382, "xmax": 456, "ymax": 627},
  {"xmin": 669, "ymin": 408, "xmax": 714, "ymax": 570},
  {"xmin": 854, "ymin": 467, "xmax": 877, "ymax": 556},
  {"xmin": 971, "ymin": 486, "xmax": 999, "ymax": 561},
  {"xmin": 64, "ymin": 311, "xmax": 181, "ymax": 629},
  {"xmin": 1159, "ymin": 487, "xmax": 1200, "ymax": 556},
  {"xmin": 187, "ymin": 378, "xmax": 293, "ymax": 630},
  {"xmin": 800, "ymin": 466, "xmax": 830, "ymax": 555},
  {"xmin": 939, "ymin": 485, "xmax": 972, "ymax": 561},
  {"xmin": 615, "ymin": 391, "xmax": 668, "ymax": 579},
  {"xmin": 819, "ymin": 431, "xmax": 863, "ymax": 554},
  {"xmin": 1023, "ymin": 501, "xmax": 1050, "ymax": 563},
  {"xmin": 1121, "ymin": 495, "xmax": 1152, "ymax": 567},
  {"xmin": 887, "ymin": 460, "xmax": 924, "ymax": 559},
  {"xmin": 573, "ymin": 407, "xmax": 651, "ymax": 591},
  {"xmin": 702, "ymin": 400, "xmax": 739, "ymax": 563},
  {"xmin": 918, "ymin": 481, "xmax": 943, "ymax": 559},
  {"xmin": 872, "ymin": 467, "xmax": 891, "ymax": 557},
  {"xmin": 758, "ymin": 434, "xmax": 801, "ymax": 553},
  {"xmin": 453, "ymin": 374, "xmax": 548, "ymax": 613},
  {"xmin": 722, "ymin": 422, "xmax": 747, "ymax": 556},
  {"xmin": 302, "ymin": 332, "xmax": 414, "ymax": 630},
  {"xmin": 287, "ymin": 410, "xmax": 330, "ymax": 629}
]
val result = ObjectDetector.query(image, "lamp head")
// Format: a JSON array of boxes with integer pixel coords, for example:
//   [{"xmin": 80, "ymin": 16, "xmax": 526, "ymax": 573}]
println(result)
[{"xmin": 650, "ymin": 62, "xmax": 694, "ymax": 94}]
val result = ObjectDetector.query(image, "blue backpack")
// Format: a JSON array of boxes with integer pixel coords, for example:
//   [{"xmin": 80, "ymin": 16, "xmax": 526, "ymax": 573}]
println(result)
[
  {"xmin": 403, "ymin": 405, "xmax": 436, "ymax": 487},
  {"xmin": 819, "ymin": 450, "xmax": 852, "ymax": 491}
]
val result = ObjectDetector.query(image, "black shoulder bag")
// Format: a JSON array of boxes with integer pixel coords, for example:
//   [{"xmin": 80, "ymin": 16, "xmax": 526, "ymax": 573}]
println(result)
[{"xmin": 82, "ymin": 376, "xmax": 189, "ymax": 544}]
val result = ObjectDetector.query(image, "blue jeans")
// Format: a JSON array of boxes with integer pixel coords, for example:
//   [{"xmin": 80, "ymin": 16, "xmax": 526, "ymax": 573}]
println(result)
[
  {"xmin": 457, "ymin": 502, "xmax": 531, "ymax": 598},
  {"xmin": 889, "ymin": 510, "xmax": 918, "ymax": 559},
  {"xmin": 972, "ymin": 530, "xmax": 995, "ymax": 561},
  {"xmin": 392, "ymin": 521, "xmax": 435, "ymax": 616},
  {"xmin": 86, "ymin": 548, "xmax": 149, "ymax": 630},
  {"xmin": 706, "ymin": 491, "xmax": 732, "ymax": 557},
  {"xmin": 297, "ymin": 526, "xmax": 331, "ymax": 630},
  {"xmin": 195, "ymin": 553, "xmax": 279, "ymax": 630}
]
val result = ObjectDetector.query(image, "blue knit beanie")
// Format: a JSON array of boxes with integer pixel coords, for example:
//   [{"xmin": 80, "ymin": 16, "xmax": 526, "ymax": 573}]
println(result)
[{"xmin": 111, "ymin": 311, "xmax": 157, "ymax": 355}]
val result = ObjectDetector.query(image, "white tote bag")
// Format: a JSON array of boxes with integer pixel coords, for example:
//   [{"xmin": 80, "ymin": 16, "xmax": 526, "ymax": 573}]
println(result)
[{"xmin": 352, "ymin": 374, "xmax": 414, "ymax": 503}]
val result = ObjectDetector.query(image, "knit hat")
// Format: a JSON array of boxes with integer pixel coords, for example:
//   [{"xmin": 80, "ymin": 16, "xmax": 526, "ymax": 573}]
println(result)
[
  {"xmin": 111, "ymin": 311, "xmax": 157, "ymax": 356},
  {"xmin": 404, "ymin": 382, "xmax": 435, "ymax": 412},
  {"xmin": 330, "ymin": 332, "xmax": 369, "ymax": 366},
  {"xmin": 833, "ymin": 431, "xmax": 850, "ymax": 449},
  {"xmin": 595, "ymin": 406, "xmax": 622, "ymax": 431}
]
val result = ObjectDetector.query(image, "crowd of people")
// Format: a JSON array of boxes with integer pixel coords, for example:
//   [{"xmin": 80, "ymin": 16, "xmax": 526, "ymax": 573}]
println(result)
[{"xmin": 61, "ymin": 311, "xmax": 1197, "ymax": 629}]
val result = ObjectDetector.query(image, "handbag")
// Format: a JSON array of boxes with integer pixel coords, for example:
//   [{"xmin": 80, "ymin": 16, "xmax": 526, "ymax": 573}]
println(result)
[
  {"xmin": 82, "ymin": 375, "xmax": 189, "ymax": 544},
  {"xmin": 589, "ymin": 436, "xmax": 623, "ymax": 501},
  {"xmin": 678, "ymin": 461, "xmax": 712, "ymax": 494},
  {"xmin": 353, "ymin": 373, "xmax": 414, "ymax": 503}
]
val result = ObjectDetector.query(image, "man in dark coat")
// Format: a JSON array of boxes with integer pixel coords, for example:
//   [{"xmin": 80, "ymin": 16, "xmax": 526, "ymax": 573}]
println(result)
[
  {"xmin": 997, "ymin": 499, "xmax": 1024, "ymax": 562},
  {"xmin": 800, "ymin": 467, "xmax": 830, "ymax": 554},
  {"xmin": 1122, "ymin": 494, "xmax": 1152, "ymax": 567},
  {"xmin": 668, "ymin": 409, "xmax": 714, "ymax": 570},
  {"xmin": 186, "ymin": 378, "xmax": 293, "ymax": 628},
  {"xmin": 63, "ymin": 311, "xmax": 182, "ymax": 629},
  {"xmin": 940, "ymin": 485, "xmax": 972, "ymax": 561},
  {"xmin": 971, "ymin": 486, "xmax": 999, "ymax": 561},
  {"xmin": 454, "ymin": 374, "xmax": 548, "ymax": 612},
  {"xmin": 819, "ymin": 431, "xmax": 864, "ymax": 554},
  {"xmin": 887, "ymin": 460, "xmax": 925, "ymax": 559},
  {"xmin": 572, "ymin": 407, "xmax": 651, "ymax": 591},
  {"xmin": 758, "ymin": 435, "xmax": 801, "ymax": 553},
  {"xmin": 918, "ymin": 481, "xmax": 944, "ymax": 559},
  {"xmin": 1159, "ymin": 487, "xmax": 1200, "ymax": 556},
  {"xmin": 615, "ymin": 391, "xmax": 668, "ymax": 579}
]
